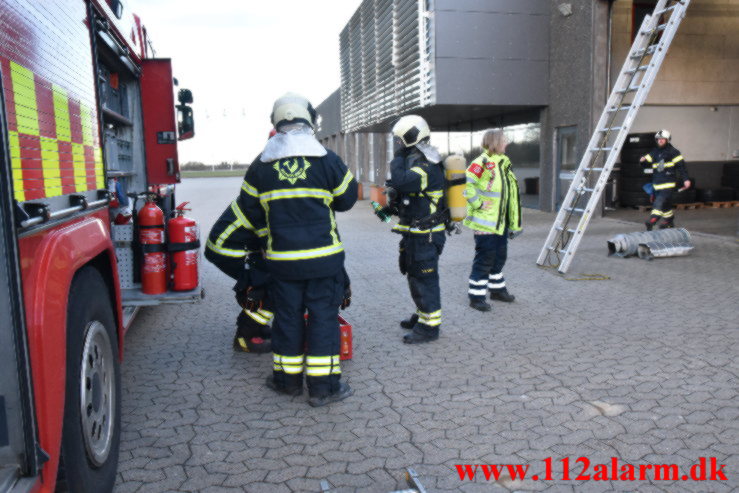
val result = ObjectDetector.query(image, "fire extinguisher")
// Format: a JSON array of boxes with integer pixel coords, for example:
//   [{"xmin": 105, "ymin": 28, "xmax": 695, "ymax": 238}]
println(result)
[
  {"xmin": 168, "ymin": 202, "xmax": 200, "ymax": 291},
  {"xmin": 138, "ymin": 193, "xmax": 167, "ymax": 294}
]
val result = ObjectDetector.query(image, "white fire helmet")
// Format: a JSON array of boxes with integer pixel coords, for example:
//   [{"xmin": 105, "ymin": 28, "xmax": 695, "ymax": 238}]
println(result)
[
  {"xmin": 271, "ymin": 92, "xmax": 318, "ymax": 130},
  {"xmin": 655, "ymin": 129, "xmax": 671, "ymax": 142},
  {"xmin": 392, "ymin": 115, "xmax": 430, "ymax": 148}
]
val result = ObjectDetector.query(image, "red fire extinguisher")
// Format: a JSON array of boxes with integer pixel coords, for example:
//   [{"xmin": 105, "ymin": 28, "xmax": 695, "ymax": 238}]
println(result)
[
  {"xmin": 139, "ymin": 194, "xmax": 167, "ymax": 294},
  {"xmin": 168, "ymin": 202, "xmax": 199, "ymax": 291}
]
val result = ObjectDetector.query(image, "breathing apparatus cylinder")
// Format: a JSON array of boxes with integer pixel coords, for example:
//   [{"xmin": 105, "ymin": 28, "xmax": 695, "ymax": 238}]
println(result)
[{"xmin": 444, "ymin": 154, "xmax": 467, "ymax": 222}]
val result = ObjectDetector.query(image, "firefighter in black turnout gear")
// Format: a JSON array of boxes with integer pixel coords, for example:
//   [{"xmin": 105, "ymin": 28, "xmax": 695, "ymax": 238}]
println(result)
[
  {"xmin": 389, "ymin": 115, "xmax": 446, "ymax": 344},
  {"xmin": 205, "ymin": 202, "xmax": 274, "ymax": 353},
  {"xmin": 640, "ymin": 129, "xmax": 690, "ymax": 230},
  {"xmin": 240, "ymin": 92, "xmax": 358, "ymax": 407}
]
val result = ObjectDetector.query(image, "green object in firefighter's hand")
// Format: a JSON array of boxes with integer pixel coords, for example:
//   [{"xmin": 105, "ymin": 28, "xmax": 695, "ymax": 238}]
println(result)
[{"xmin": 370, "ymin": 201, "xmax": 392, "ymax": 223}]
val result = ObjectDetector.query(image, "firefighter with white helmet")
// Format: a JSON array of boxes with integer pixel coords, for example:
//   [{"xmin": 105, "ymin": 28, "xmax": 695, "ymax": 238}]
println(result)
[
  {"xmin": 388, "ymin": 114, "xmax": 446, "ymax": 344},
  {"xmin": 212, "ymin": 92, "xmax": 357, "ymax": 406},
  {"xmin": 639, "ymin": 129, "xmax": 690, "ymax": 230}
]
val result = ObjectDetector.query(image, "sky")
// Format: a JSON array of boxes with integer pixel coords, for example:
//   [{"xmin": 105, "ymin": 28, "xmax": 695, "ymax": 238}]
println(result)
[{"xmin": 127, "ymin": 0, "xmax": 363, "ymax": 164}]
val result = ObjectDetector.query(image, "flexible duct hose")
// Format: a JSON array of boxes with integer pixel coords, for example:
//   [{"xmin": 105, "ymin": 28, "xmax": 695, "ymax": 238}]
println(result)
[{"xmin": 607, "ymin": 228, "xmax": 692, "ymax": 258}]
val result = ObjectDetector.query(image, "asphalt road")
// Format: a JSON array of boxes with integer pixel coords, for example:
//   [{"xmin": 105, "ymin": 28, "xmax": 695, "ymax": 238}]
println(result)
[{"xmin": 116, "ymin": 177, "xmax": 738, "ymax": 492}]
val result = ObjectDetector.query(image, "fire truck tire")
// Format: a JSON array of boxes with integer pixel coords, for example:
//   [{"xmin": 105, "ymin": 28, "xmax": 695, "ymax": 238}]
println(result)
[{"xmin": 60, "ymin": 266, "xmax": 121, "ymax": 493}]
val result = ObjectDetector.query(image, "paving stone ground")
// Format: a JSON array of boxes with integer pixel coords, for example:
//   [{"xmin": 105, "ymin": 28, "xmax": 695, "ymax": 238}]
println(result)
[{"xmin": 116, "ymin": 177, "xmax": 738, "ymax": 493}]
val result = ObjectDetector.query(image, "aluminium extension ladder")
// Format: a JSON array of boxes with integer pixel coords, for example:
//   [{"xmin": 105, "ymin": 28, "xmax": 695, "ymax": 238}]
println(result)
[{"xmin": 537, "ymin": 0, "xmax": 691, "ymax": 274}]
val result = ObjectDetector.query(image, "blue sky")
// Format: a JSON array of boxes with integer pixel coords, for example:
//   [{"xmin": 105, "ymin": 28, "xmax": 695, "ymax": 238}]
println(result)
[{"xmin": 128, "ymin": 0, "xmax": 362, "ymax": 164}]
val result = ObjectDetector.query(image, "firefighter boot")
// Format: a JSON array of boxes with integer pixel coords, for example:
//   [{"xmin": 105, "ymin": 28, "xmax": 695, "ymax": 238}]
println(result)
[
  {"xmin": 400, "ymin": 313, "xmax": 419, "ymax": 330},
  {"xmin": 658, "ymin": 218, "xmax": 675, "ymax": 229},
  {"xmin": 308, "ymin": 382, "xmax": 354, "ymax": 407},
  {"xmin": 645, "ymin": 218, "xmax": 658, "ymax": 231},
  {"xmin": 402, "ymin": 324, "xmax": 439, "ymax": 344},
  {"xmin": 490, "ymin": 289, "xmax": 515, "ymax": 303},
  {"xmin": 469, "ymin": 299, "xmax": 492, "ymax": 312},
  {"xmin": 265, "ymin": 376, "xmax": 303, "ymax": 397}
]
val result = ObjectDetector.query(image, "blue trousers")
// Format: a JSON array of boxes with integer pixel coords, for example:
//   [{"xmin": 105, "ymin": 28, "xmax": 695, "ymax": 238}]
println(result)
[
  {"xmin": 270, "ymin": 271, "xmax": 344, "ymax": 396},
  {"xmin": 648, "ymin": 190, "xmax": 675, "ymax": 225},
  {"xmin": 468, "ymin": 234, "xmax": 508, "ymax": 301}
]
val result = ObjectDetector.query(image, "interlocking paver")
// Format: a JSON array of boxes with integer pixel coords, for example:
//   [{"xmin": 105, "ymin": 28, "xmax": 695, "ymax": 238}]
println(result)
[{"xmin": 115, "ymin": 177, "xmax": 739, "ymax": 492}]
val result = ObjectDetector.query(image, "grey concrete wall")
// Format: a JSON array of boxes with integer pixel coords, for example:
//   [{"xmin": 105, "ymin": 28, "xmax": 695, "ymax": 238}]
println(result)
[
  {"xmin": 316, "ymin": 89, "xmax": 342, "ymax": 140},
  {"xmin": 432, "ymin": 0, "xmax": 549, "ymax": 106},
  {"xmin": 539, "ymin": 0, "xmax": 611, "ymax": 212}
]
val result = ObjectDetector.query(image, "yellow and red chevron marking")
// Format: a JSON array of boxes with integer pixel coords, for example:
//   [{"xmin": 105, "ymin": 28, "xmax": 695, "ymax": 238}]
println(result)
[{"xmin": 3, "ymin": 59, "xmax": 104, "ymax": 203}]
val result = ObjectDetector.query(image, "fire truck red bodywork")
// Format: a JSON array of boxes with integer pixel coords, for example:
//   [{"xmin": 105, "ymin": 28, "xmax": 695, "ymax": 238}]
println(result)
[{"xmin": 0, "ymin": 0, "xmax": 187, "ymax": 489}]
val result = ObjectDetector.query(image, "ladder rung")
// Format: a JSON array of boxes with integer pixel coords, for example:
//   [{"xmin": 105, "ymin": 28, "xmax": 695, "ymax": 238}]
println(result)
[
  {"xmin": 653, "ymin": 4, "xmax": 678, "ymax": 16},
  {"xmin": 656, "ymin": 22, "xmax": 670, "ymax": 32},
  {"xmin": 591, "ymin": 147, "xmax": 613, "ymax": 152},
  {"xmin": 546, "ymin": 246, "xmax": 570, "ymax": 255},
  {"xmin": 616, "ymin": 85, "xmax": 640, "ymax": 94},
  {"xmin": 589, "ymin": 168, "xmax": 604, "ymax": 172},
  {"xmin": 556, "ymin": 226, "xmax": 578, "ymax": 234},
  {"xmin": 625, "ymin": 65, "xmax": 649, "ymax": 75},
  {"xmin": 631, "ymin": 45, "xmax": 658, "ymax": 58},
  {"xmin": 577, "ymin": 187, "xmax": 595, "ymax": 193},
  {"xmin": 600, "ymin": 126, "xmax": 623, "ymax": 132},
  {"xmin": 564, "ymin": 207, "xmax": 586, "ymax": 214},
  {"xmin": 607, "ymin": 105, "xmax": 631, "ymax": 113}
]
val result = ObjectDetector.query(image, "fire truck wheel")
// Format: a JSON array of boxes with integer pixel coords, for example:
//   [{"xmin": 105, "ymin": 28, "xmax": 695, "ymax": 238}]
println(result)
[{"xmin": 60, "ymin": 266, "xmax": 121, "ymax": 493}]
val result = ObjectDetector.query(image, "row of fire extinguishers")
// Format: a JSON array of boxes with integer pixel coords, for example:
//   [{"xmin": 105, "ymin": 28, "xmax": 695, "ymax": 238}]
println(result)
[
  {"xmin": 138, "ymin": 194, "xmax": 200, "ymax": 295},
  {"xmin": 109, "ymin": 179, "xmax": 200, "ymax": 295}
]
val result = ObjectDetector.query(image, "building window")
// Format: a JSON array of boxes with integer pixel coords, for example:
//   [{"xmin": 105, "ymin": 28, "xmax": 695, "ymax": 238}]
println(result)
[{"xmin": 632, "ymin": 1, "xmax": 659, "ymax": 41}]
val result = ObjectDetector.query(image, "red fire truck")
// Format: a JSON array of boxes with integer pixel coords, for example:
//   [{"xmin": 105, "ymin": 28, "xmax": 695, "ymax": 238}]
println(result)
[{"xmin": 0, "ymin": 1, "xmax": 198, "ymax": 491}]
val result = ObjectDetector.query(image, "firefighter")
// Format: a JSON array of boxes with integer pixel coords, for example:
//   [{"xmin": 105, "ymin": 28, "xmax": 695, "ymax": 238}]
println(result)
[
  {"xmin": 390, "ymin": 115, "xmax": 446, "ymax": 344},
  {"xmin": 463, "ymin": 129, "xmax": 521, "ymax": 312},
  {"xmin": 205, "ymin": 202, "xmax": 273, "ymax": 352},
  {"xmin": 640, "ymin": 130, "xmax": 690, "ymax": 230},
  {"xmin": 239, "ymin": 92, "xmax": 358, "ymax": 407}
]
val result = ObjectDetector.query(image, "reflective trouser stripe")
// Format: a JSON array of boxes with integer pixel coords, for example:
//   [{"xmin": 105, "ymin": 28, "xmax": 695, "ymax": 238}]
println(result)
[
  {"xmin": 651, "ymin": 209, "xmax": 665, "ymax": 217},
  {"xmin": 662, "ymin": 210, "xmax": 674, "ymax": 218},
  {"xmin": 488, "ymin": 272, "xmax": 505, "ymax": 289},
  {"xmin": 305, "ymin": 355, "xmax": 341, "ymax": 376},
  {"xmin": 274, "ymin": 354, "xmax": 304, "ymax": 374},
  {"xmin": 653, "ymin": 182, "xmax": 675, "ymax": 190},
  {"xmin": 469, "ymin": 279, "xmax": 487, "ymax": 286},
  {"xmin": 246, "ymin": 308, "xmax": 274, "ymax": 325},
  {"xmin": 418, "ymin": 310, "xmax": 441, "ymax": 326}
]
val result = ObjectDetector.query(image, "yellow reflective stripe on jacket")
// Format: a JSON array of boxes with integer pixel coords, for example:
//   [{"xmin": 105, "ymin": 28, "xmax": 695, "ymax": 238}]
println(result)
[
  {"xmin": 410, "ymin": 166, "xmax": 428, "ymax": 190},
  {"xmin": 259, "ymin": 188, "xmax": 333, "ymax": 202},
  {"xmin": 242, "ymin": 180, "xmax": 258, "ymax": 197},
  {"xmin": 206, "ymin": 238, "xmax": 246, "ymax": 258},
  {"xmin": 246, "ymin": 309, "xmax": 270, "ymax": 325},
  {"xmin": 230, "ymin": 200, "xmax": 255, "ymax": 231},
  {"xmin": 266, "ymin": 242, "xmax": 344, "ymax": 261},
  {"xmin": 332, "ymin": 170, "xmax": 354, "ymax": 197},
  {"xmin": 653, "ymin": 182, "xmax": 676, "ymax": 190},
  {"xmin": 392, "ymin": 223, "xmax": 445, "ymax": 234}
]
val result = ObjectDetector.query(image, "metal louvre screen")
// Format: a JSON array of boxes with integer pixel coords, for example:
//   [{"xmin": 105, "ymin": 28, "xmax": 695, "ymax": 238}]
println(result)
[{"xmin": 340, "ymin": 0, "xmax": 434, "ymax": 133}]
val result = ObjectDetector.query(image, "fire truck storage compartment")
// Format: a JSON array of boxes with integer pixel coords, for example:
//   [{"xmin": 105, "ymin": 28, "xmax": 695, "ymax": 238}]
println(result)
[
  {"xmin": 95, "ymin": 35, "xmax": 147, "ymax": 196},
  {"xmin": 112, "ymin": 222, "xmax": 203, "ymax": 306}
]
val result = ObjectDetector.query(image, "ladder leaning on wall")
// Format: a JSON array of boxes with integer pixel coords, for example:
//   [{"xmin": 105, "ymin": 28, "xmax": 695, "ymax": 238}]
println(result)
[{"xmin": 537, "ymin": 0, "xmax": 691, "ymax": 274}]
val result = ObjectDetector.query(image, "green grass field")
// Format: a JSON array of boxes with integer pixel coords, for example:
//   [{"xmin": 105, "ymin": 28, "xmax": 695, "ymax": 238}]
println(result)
[{"xmin": 181, "ymin": 170, "xmax": 246, "ymax": 178}]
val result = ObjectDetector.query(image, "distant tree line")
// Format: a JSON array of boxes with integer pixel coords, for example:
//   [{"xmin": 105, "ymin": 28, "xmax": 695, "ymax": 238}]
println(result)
[{"xmin": 180, "ymin": 161, "xmax": 249, "ymax": 171}]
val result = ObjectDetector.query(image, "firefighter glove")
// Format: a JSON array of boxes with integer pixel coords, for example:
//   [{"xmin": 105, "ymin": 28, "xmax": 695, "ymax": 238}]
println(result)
[
  {"xmin": 508, "ymin": 230, "xmax": 523, "ymax": 240},
  {"xmin": 341, "ymin": 285, "xmax": 352, "ymax": 310}
]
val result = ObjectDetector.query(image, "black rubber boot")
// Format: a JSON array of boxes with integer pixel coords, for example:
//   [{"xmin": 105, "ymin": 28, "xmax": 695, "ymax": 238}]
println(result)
[
  {"xmin": 400, "ymin": 313, "xmax": 418, "ymax": 330},
  {"xmin": 265, "ymin": 376, "xmax": 303, "ymax": 396},
  {"xmin": 469, "ymin": 299, "xmax": 492, "ymax": 312},
  {"xmin": 233, "ymin": 334, "xmax": 271, "ymax": 353},
  {"xmin": 402, "ymin": 332, "xmax": 439, "ymax": 344},
  {"xmin": 308, "ymin": 382, "xmax": 353, "ymax": 407},
  {"xmin": 658, "ymin": 221, "xmax": 675, "ymax": 229},
  {"xmin": 645, "ymin": 220, "xmax": 654, "ymax": 231},
  {"xmin": 490, "ymin": 290, "xmax": 515, "ymax": 303}
]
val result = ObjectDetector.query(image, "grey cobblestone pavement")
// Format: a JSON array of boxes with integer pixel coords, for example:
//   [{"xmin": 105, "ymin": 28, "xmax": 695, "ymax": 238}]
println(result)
[{"xmin": 116, "ymin": 177, "xmax": 738, "ymax": 492}]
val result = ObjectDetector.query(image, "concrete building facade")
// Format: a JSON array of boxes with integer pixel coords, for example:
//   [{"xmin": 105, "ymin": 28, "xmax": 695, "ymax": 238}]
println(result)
[{"xmin": 317, "ymin": 0, "xmax": 739, "ymax": 211}]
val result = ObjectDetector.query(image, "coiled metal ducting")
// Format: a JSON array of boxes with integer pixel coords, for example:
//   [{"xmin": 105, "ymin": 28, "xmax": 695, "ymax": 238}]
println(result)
[{"xmin": 607, "ymin": 228, "xmax": 693, "ymax": 259}]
